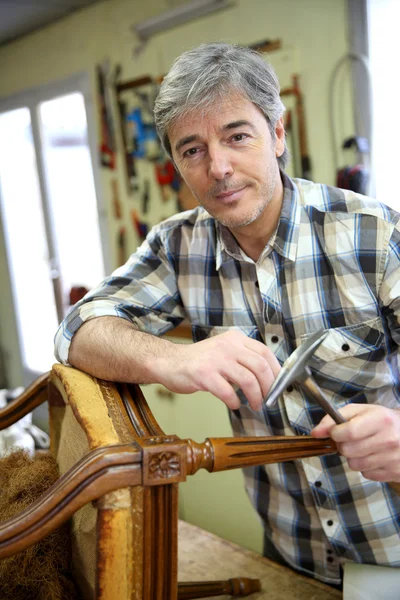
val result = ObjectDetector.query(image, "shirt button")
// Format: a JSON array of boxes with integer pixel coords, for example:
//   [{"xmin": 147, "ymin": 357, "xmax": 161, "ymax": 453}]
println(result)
[
  {"xmin": 271, "ymin": 335, "xmax": 279, "ymax": 343},
  {"xmin": 342, "ymin": 343, "xmax": 350, "ymax": 352},
  {"xmin": 327, "ymin": 556, "xmax": 334, "ymax": 563},
  {"xmin": 327, "ymin": 549, "xmax": 333, "ymax": 555},
  {"xmin": 327, "ymin": 520, "xmax": 334, "ymax": 526},
  {"xmin": 286, "ymin": 385, "xmax": 294, "ymax": 393},
  {"xmin": 315, "ymin": 481, "xmax": 322, "ymax": 488}
]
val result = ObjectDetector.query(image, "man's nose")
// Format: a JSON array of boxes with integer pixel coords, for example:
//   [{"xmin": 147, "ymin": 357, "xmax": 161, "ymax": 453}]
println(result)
[{"xmin": 208, "ymin": 147, "xmax": 234, "ymax": 180}]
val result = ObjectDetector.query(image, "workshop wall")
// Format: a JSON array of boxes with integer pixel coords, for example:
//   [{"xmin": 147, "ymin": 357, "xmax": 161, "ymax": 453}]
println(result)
[
  {"xmin": 0, "ymin": 0, "xmax": 353, "ymax": 387},
  {"xmin": 0, "ymin": 0, "xmax": 353, "ymax": 255}
]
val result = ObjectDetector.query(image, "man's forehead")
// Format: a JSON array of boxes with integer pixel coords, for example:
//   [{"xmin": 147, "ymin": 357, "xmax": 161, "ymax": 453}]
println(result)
[{"xmin": 168, "ymin": 95, "xmax": 263, "ymax": 143}]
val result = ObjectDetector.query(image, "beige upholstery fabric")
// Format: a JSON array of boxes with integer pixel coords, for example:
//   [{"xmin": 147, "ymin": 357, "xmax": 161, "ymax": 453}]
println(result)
[
  {"xmin": 56, "ymin": 405, "xmax": 97, "ymax": 598},
  {"xmin": 49, "ymin": 365, "xmax": 135, "ymax": 600}
]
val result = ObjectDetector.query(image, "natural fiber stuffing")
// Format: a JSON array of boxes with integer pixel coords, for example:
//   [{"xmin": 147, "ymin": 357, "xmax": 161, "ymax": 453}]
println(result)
[{"xmin": 0, "ymin": 449, "xmax": 79, "ymax": 599}]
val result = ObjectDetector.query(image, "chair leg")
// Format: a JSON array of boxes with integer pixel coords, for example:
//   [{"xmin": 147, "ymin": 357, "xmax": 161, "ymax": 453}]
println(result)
[{"xmin": 177, "ymin": 577, "xmax": 261, "ymax": 599}]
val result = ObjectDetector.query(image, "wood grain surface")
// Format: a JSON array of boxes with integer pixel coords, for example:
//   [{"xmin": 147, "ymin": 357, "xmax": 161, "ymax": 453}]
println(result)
[{"xmin": 178, "ymin": 520, "xmax": 342, "ymax": 599}]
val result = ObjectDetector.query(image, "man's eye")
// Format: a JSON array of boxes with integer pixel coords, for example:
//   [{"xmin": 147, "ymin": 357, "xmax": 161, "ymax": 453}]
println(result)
[
  {"xmin": 231, "ymin": 133, "xmax": 247, "ymax": 142},
  {"xmin": 183, "ymin": 147, "xmax": 198, "ymax": 157}
]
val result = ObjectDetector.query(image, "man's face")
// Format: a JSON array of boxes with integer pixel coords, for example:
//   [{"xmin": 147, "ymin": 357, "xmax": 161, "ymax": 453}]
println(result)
[{"xmin": 169, "ymin": 94, "xmax": 285, "ymax": 233}]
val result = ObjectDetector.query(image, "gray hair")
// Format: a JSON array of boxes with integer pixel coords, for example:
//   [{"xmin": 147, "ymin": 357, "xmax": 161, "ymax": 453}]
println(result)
[{"xmin": 154, "ymin": 42, "xmax": 289, "ymax": 169}]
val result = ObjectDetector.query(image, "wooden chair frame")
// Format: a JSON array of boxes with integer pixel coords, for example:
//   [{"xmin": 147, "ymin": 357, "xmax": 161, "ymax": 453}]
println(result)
[{"xmin": 0, "ymin": 365, "xmax": 337, "ymax": 599}]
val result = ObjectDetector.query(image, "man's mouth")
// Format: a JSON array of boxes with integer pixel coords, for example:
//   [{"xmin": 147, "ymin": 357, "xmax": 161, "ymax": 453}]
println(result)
[{"xmin": 214, "ymin": 185, "xmax": 247, "ymax": 201}]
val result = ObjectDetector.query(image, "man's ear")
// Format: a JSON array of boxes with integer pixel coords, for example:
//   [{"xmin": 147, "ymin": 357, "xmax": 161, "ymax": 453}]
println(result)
[
  {"xmin": 169, "ymin": 145, "xmax": 180, "ymax": 176},
  {"xmin": 172, "ymin": 159, "xmax": 180, "ymax": 176},
  {"xmin": 275, "ymin": 117, "xmax": 285, "ymax": 157}
]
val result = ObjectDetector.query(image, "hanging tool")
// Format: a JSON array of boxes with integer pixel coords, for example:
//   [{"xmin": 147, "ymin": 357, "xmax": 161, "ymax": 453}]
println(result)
[
  {"xmin": 96, "ymin": 63, "xmax": 115, "ymax": 169},
  {"xmin": 284, "ymin": 109, "xmax": 299, "ymax": 177},
  {"xmin": 128, "ymin": 108, "xmax": 160, "ymax": 160},
  {"xmin": 117, "ymin": 226, "xmax": 126, "ymax": 266},
  {"xmin": 155, "ymin": 160, "xmax": 176, "ymax": 202},
  {"xmin": 130, "ymin": 209, "xmax": 148, "ymax": 240},
  {"xmin": 69, "ymin": 286, "xmax": 89, "ymax": 306},
  {"xmin": 336, "ymin": 136, "xmax": 369, "ymax": 194},
  {"xmin": 329, "ymin": 53, "xmax": 373, "ymax": 195},
  {"xmin": 141, "ymin": 179, "xmax": 150, "ymax": 214},
  {"xmin": 113, "ymin": 64, "xmax": 141, "ymax": 193},
  {"xmin": 281, "ymin": 75, "xmax": 312, "ymax": 180},
  {"xmin": 111, "ymin": 179, "xmax": 122, "ymax": 219}
]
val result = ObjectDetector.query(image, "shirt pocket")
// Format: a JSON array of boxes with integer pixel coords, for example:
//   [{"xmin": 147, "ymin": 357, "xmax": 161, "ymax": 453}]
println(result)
[
  {"xmin": 302, "ymin": 317, "xmax": 387, "ymax": 397},
  {"xmin": 303, "ymin": 317, "xmax": 385, "ymax": 364},
  {"xmin": 191, "ymin": 324, "xmax": 262, "ymax": 343}
]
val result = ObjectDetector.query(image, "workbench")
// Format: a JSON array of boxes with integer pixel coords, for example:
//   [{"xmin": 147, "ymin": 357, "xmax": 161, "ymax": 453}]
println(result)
[{"xmin": 178, "ymin": 520, "xmax": 341, "ymax": 599}]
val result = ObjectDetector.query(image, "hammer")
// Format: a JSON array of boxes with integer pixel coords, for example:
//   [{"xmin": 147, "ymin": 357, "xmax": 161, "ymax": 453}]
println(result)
[
  {"xmin": 265, "ymin": 329, "xmax": 346, "ymax": 424},
  {"xmin": 265, "ymin": 331, "xmax": 400, "ymax": 494}
]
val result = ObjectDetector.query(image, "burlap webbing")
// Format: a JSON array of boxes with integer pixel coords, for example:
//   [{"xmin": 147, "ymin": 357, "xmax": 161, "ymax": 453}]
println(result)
[
  {"xmin": 50, "ymin": 366, "xmax": 135, "ymax": 599},
  {"xmin": 57, "ymin": 404, "xmax": 97, "ymax": 599}
]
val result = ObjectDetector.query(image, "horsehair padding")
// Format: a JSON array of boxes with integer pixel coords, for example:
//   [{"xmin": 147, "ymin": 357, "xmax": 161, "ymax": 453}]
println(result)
[{"xmin": 0, "ymin": 449, "xmax": 78, "ymax": 600}]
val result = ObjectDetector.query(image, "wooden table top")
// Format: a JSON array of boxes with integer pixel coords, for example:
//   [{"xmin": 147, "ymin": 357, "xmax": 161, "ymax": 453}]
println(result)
[{"xmin": 178, "ymin": 520, "xmax": 342, "ymax": 600}]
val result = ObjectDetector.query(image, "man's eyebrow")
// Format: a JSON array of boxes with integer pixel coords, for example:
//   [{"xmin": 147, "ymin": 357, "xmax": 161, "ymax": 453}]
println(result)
[
  {"xmin": 222, "ymin": 119, "xmax": 256, "ymax": 131},
  {"xmin": 174, "ymin": 120, "xmax": 256, "ymax": 152},
  {"xmin": 175, "ymin": 135, "xmax": 198, "ymax": 153}
]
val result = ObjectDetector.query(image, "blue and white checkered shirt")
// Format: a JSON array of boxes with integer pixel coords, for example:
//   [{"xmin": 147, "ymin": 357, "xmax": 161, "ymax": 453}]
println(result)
[{"xmin": 55, "ymin": 173, "xmax": 400, "ymax": 585}]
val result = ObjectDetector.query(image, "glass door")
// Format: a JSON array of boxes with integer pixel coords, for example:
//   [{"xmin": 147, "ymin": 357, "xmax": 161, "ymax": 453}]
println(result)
[
  {"xmin": 0, "ymin": 107, "xmax": 60, "ymax": 378},
  {"xmin": 39, "ymin": 93, "xmax": 105, "ymax": 315},
  {"xmin": 0, "ymin": 74, "xmax": 108, "ymax": 385}
]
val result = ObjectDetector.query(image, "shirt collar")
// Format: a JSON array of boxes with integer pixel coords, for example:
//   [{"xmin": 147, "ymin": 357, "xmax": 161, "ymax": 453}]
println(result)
[
  {"xmin": 215, "ymin": 172, "xmax": 301, "ymax": 269},
  {"xmin": 272, "ymin": 172, "xmax": 301, "ymax": 262},
  {"xmin": 215, "ymin": 222, "xmax": 244, "ymax": 269}
]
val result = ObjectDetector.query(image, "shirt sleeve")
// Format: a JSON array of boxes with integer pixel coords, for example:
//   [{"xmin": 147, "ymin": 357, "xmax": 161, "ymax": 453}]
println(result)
[{"xmin": 54, "ymin": 225, "xmax": 186, "ymax": 364}]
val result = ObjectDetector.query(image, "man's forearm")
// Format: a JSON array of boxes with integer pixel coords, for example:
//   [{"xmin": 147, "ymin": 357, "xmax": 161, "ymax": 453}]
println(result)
[
  {"xmin": 68, "ymin": 316, "xmax": 178, "ymax": 383},
  {"xmin": 68, "ymin": 318, "xmax": 281, "ymax": 411}
]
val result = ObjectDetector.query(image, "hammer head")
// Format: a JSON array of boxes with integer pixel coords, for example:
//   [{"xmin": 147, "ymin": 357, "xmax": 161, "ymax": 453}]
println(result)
[{"xmin": 265, "ymin": 329, "xmax": 328, "ymax": 407}]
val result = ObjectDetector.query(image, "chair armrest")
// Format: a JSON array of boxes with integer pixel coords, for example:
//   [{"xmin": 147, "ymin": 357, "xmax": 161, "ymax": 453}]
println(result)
[
  {"xmin": 186, "ymin": 436, "xmax": 337, "ymax": 475},
  {"xmin": 0, "ymin": 443, "xmax": 142, "ymax": 559},
  {"xmin": 0, "ymin": 372, "xmax": 49, "ymax": 430}
]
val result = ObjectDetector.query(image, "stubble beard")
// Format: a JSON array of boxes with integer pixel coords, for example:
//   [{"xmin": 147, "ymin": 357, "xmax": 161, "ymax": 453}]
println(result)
[
  {"xmin": 215, "ymin": 179, "xmax": 277, "ymax": 229},
  {"xmin": 199, "ymin": 166, "xmax": 278, "ymax": 230}
]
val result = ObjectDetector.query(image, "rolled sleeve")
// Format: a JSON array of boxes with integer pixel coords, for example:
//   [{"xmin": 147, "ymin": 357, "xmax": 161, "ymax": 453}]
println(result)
[
  {"xmin": 54, "ymin": 227, "xmax": 186, "ymax": 365},
  {"xmin": 54, "ymin": 298, "xmax": 134, "ymax": 364}
]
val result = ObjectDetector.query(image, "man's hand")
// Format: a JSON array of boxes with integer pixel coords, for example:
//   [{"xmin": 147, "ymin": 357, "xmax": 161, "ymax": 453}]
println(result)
[
  {"xmin": 69, "ymin": 320, "xmax": 280, "ymax": 411},
  {"xmin": 311, "ymin": 404, "xmax": 400, "ymax": 483},
  {"xmin": 154, "ymin": 330, "xmax": 281, "ymax": 411}
]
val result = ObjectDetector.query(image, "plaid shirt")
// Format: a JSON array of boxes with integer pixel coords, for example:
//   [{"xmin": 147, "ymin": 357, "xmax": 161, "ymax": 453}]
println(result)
[{"xmin": 55, "ymin": 173, "xmax": 400, "ymax": 585}]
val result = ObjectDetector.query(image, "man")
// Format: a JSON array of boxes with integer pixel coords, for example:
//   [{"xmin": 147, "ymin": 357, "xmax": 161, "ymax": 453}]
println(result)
[{"xmin": 55, "ymin": 43, "xmax": 400, "ymax": 586}]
